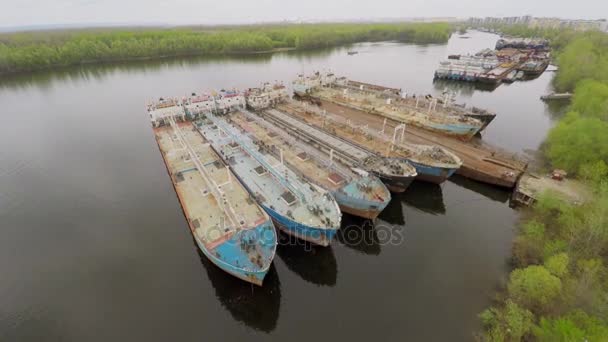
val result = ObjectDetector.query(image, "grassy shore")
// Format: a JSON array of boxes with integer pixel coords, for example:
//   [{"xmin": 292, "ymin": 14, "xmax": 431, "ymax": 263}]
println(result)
[
  {"xmin": 0, "ymin": 22, "xmax": 451, "ymax": 74},
  {"xmin": 475, "ymin": 25, "xmax": 608, "ymax": 341}
]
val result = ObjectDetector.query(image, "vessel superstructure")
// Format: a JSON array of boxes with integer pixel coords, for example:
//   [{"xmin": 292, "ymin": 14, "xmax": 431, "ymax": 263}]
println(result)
[
  {"xmin": 214, "ymin": 89, "xmax": 246, "ymax": 114},
  {"xmin": 196, "ymin": 113, "xmax": 342, "ymax": 246},
  {"xmin": 434, "ymin": 54, "xmax": 500, "ymax": 82},
  {"xmin": 230, "ymin": 109, "xmax": 391, "ymax": 219},
  {"xmin": 245, "ymin": 82, "xmax": 290, "ymax": 110},
  {"xmin": 184, "ymin": 92, "xmax": 216, "ymax": 117},
  {"xmin": 147, "ymin": 100, "xmax": 277, "ymax": 285}
]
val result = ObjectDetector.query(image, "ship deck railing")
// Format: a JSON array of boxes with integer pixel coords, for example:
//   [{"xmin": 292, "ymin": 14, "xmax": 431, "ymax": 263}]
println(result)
[
  {"xmin": 168, "ymin": 117, "xmax": 242, "ymax": 229},
  {"xmin": 196, "ymin": 118, "xmax": 339, "ymax": 228},
  {"xmin": 238, "ymin": 109, "xmax": 355, "ymax": 183},
  {"xmin": 284, "ymin": 100, "xmax": 460, "ymax": 168},
  {"xmin": 206, "ymin": 114, "xmax": 309, "ymax": 203},
  {"xmin": 264, "ymin": 107, "xmax": 372, "ymax": 163}
]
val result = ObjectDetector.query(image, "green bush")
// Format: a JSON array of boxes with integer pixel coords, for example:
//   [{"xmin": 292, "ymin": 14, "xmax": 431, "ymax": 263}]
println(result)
[
  {"xmin": 0, "ymin": 23, "xmax": 452, "ymax": 74},
  {"xmin": 570, "ymin": 80, "xmax": 608, "ymax": 120},
  {"xmin": 508, "ymin": 265, "xmax": 562, "ymax": 312},
  {"xmin": 545, "ymin": 112, "xmax": 608, "ymax": 174}
]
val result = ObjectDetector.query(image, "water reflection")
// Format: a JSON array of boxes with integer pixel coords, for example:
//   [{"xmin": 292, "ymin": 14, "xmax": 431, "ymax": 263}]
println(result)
[
  {"xmin": 0, "ymin": 46, "xmax": 350, "ymax": 92},
  {"xmin": 377, "ymin": 192, "xmax": 406, "ymax": 225},
  {"xmin": 276, "ymin": 233, "xmax": 337, "ymax": 286},
  {"xmin": 336, "ymin": 215, "xmax": 381, "ymax": 255},
  {"xmin": 432, "ymin": 78, "xmax": 498, "ymax": 93},
  {"xmin": 402, "ymin": 181, "xmax": 446, "ymax": 215},
  {"xmin": 432, "ymin": 79, "xmax": 477, "ymax": 98},
  {"xmin": 197, "ymin": 247, "xmax": 281, "ymax": 333},
  {"xmin": 543, "ymin": 99, "xmax": 570, "ymax": 120},
  {"xmin": 280, "ymin": 46, "xmax": 341, "ymax": 61},
  {"xmin": 448, "ymin": 175, "xmax": 511, "ymax": 203},
  {"xmin": 0, "ymin": 53, "xmax": 274, "ymax": 91}
]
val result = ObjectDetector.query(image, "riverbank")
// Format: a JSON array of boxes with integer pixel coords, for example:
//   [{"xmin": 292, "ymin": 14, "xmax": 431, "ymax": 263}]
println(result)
[
  {"xmin": 0, "ymin": 22, "xmax": 451, "ymax": 75},
  {"xmin": 477, "ymin": 28, "xmax": 608, "ymax": 341}
]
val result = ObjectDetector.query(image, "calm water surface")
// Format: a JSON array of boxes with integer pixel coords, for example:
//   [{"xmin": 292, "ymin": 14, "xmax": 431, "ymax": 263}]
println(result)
[{"xmin": 0, "ymin": 31, "xmax": 564, "ymax": 341}]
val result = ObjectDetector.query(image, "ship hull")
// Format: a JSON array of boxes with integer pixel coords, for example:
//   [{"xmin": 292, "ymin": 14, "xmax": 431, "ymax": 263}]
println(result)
[
  {"xmin": 203, "ymin": 133, "xmax": 339, "ymax": 248},
  {"xmin": 371, "ymin": 172, "xmax": 415, "ymax": 193},
  {"xmin": 464, "ymin": 113, "xmax": 496, "ymax": 131},
  {"xmin": 332, "ymin": 187, "xmax": 389, "ymax": 220},
  {"xmin": 408, "ymin": 160, "xmax": 459, "ymax": 184},
  {"xmin": 262, "ymin": 205, "xmax": 338, "ymax": 247},
  {"xmin": 331, "ymin": 178, "xmax": 390, "ymax": 220},
  {"xmin": 520, "ymin": 62, "xmax": 548, "ymax": 76},
  {"xmin": 195, "ymin": 221, "xmax": 276, "ymax": 286},
  {"xmin": 153, "ymin": 132, "xmax": 275, "ymax": 286},
  {"xmin": 314, "ymin": 94, "xmax": 483, "ymax": 140},
  {"xmin": 337, "ymin": 204, "xmax": 381, "ymax": 220},
  {"xmin": 424, "ymin": 121, "xmax": 482, "ymax": 140}
]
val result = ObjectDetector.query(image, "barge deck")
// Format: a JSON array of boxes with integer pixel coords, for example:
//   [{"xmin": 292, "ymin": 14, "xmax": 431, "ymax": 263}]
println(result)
[
  {"xmin": 258, "ymin": 108, "xmax": 418, "ymax": 192},
  {"xmin": 228, "ymin": 110, "xmax": 391, "ymax": 219},
  {"xmin": 196, "ymin": 114, "xmax": 342, "ymax": 246},
  {"xmin": 153, "ymin": 119, "xmax": 276, "ymax": 285},
  {"xmin": 284, "ymin": 99, "xmax": 526, "ymax": 188}
]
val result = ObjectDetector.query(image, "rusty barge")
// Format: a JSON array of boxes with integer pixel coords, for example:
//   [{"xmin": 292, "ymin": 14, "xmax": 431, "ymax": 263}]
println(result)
[
  {"xmin": 284, "ymin": 98, "xmax": 526, "ymax": 188},
  {"xmin": 229, "ymin": 109, "xmax": 392, "ymax": 219},
  {"xmin": 147, "ymin": 99, "xmax": 277, "ymax": 286}
]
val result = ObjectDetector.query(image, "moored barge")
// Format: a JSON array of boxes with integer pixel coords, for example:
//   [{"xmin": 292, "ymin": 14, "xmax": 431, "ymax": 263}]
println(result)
[
  {"xmin": 147, "ymin": 100, "xmax": 277, "ymax": 285},
  {"xmin": 196, "ymin": 113, "xmax": 342, "ymax": 246},
  {"xmin": 294, "ymin": 72, "xmax": 485, "ymax": 140},
  {"xmin": 259, "ymin": 107, "xmax": 418, "ymax": 192},
  {"xmin": 230, "ymin": 109, "xmax": 391, "ymax": 219},
  {"xmin": 280, "ymin": 101, "xmax": 461, "ymax": 185}
]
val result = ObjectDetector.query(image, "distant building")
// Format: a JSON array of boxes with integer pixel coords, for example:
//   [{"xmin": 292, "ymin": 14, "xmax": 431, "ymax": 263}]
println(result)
[{"xmin": 468, "ymin": 16, "xmax": 607, "ymax": 32}]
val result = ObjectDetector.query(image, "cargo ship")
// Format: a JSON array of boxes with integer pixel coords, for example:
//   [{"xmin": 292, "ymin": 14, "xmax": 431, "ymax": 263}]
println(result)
[
  {"xmin": 435, "ymin": 46, "xmax": 550, "ymax": 87},
  {"xmin": 496, "ymin": 37, "xmax": 549, "ymax": 51},
  {"xmin": 464, "ymin": 107, "xmax": 497, "ymax": 131},
  {"xmin": 427, "ymin": 93, "xmax": 495, "ymax": 133},
  {"xmin": 294, "ymin": 72, "xmax": 484, "ymax": 140},
  {"xmin": 147, "ymin": 100, "xmax": 277, "ymax": 286},
  {"xmin": 433, "ymin": 54, "xmax": 500, "ymax": 82},
  {"xmin": 230, "ymin": 109, "xmax": 391, "ymax": 219},
  {"xmin": 260, "ymin": 106, "xmax": 418, "ymax": 192},
  {"xmin": 279, "ymin": 100, "xmax": 462, "ymax": 184},
  {"xmin": 196, "ymin": 113, "xmax": 342, "ymax": 246},
  {"xmin": 518, "ymin": 59, "xmax": 549, "ymax": 76}
]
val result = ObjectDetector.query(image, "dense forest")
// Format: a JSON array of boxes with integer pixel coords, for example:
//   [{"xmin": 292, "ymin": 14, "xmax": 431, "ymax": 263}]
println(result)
[
  {"xmin": 0, "ymin": 23, "xmax": 452, "ymax": 74},
  {"xmin": 476, "ymin": 26, "xmax": 608, "ymax": 341}
]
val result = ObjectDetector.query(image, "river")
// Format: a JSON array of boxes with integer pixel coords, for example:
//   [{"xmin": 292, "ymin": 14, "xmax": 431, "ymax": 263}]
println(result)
[{"xmin": 0, "ymin": 30, "xmax": 564, "ymax": 341}]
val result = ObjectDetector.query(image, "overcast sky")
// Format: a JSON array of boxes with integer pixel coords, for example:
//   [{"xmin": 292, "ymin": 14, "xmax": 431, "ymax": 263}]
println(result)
[{"xmin": 1, "ymin": 0, "xmax": 606, "ymax": 29}]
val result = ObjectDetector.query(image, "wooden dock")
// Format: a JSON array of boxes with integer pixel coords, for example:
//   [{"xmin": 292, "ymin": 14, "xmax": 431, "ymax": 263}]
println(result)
[{"xmin": 282, "ymin": 99, "xmax": 527, "ymax": 188}]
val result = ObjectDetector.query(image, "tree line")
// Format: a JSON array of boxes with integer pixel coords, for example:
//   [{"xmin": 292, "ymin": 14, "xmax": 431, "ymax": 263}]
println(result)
[
  {"xmin": 0, "ymin": 23, "xmax": 452, "ymax": 74},
  {"xmin": 474, "ymin": 25, "xmax": 608, "ymax": 341}
]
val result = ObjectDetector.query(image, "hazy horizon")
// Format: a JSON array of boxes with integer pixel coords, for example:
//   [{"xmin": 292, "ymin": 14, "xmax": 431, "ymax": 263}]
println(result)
[{"xmin": 1, "ymin": 0, "xmax": 606, "ymax": 31}]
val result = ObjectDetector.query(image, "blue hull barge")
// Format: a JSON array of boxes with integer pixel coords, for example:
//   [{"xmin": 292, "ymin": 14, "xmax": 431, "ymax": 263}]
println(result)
[
  {"xmin": 148, "ymin": 100, "xmax": 276, "ymax": 286},
  {"xmin": 294, "ymin": 72, "xmax": 485, "ymax": 141},
  {"xmin": 196, "ymin": 113, "xmax": 342, "ymax": 247},
  {"xmin": 276, "ymin": 101, "xmax": 461, "ymax": 185},
  {"xmin": 230, "ymin": 109, "xmax": 391, "ymax": 219}
]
